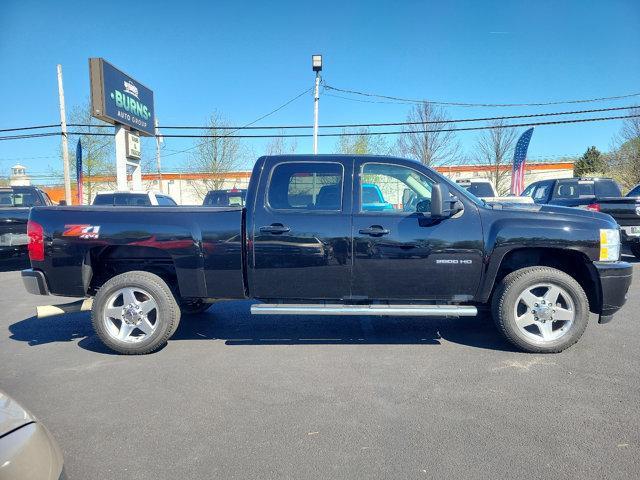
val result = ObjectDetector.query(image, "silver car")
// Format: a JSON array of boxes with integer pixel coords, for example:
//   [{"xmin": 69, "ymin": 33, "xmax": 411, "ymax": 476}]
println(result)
[{"xmin": 0, "ymin": 390, "xmax": 64, "ymax": 480}]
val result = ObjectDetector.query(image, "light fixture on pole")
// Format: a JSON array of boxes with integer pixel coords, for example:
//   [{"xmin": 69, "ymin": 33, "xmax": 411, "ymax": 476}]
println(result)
[{"xmin": 312, "ymin": 54, "xmax": 322, "ymax": 154}]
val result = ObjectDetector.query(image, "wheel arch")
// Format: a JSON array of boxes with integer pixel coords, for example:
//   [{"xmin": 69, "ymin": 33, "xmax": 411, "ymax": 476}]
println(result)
[
  {"xmin": 87, "ymin": 245, "xmax": 181, "ymax": 296},
  {"xmin": 482, "ymin": 247, "xmax": 601, "ymax": 314}
]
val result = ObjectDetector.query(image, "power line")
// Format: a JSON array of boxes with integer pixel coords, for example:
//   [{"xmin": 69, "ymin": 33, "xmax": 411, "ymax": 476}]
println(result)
[
  {"xmin": 56, "ymin": 113, "xmax": 640, "ymax": 139},
  {"xmin": 0, "ymin": 132, "xmax": 61, "ymax": 141},
  {"xmin": 0, "ymin": 124, "xmax": 60, "ymax": 133},
  {"xmin": 8, "ymin": 104, "xmax": 639, "ymax": 133},
  {"xmin": 160, "ymin": 87, "xmax": 313, "ymax": 159},
  {"xmin": 323, "ymin": 84, "xmax": 640, "ymax": 108},
  {"xmin": 3, "ymin": 112, "xmax": 638, "ymax": 142}
]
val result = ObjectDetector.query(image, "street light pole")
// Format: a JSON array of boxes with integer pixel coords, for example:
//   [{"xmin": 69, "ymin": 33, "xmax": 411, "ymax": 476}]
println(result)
[
  {"xmin": 56, "ymin": 64, "xmax": 72, "ymax": 205},
  {"xmin": 312, "ymin": 55, "xmax": 322, "ymax": 154},
  {"xmin": 155, "ymin": 118, "xmax": 163, "ymax": 193}
]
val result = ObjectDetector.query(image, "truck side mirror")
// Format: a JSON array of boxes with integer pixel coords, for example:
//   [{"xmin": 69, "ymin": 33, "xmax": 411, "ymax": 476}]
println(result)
[
  {"xmin": 429, "ymin": 184, "xmax": 462, "ymax": 219},
  {"xmin": 58, "ymin": 200, "xmax": 67, "ymax": 206}
]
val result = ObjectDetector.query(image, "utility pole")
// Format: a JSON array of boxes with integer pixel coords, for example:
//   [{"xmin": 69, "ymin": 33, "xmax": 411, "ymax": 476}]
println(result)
[
  {"xmin": 155, "ymin": 118, "xmax": 163, "ymax": 193},
  {"xmin": 56, "ymin": 65, "xmax": 72, "ymax": 205},
  {"xmin": 312, "ymin": 55, "xmax": 323, "ymax": 154}
]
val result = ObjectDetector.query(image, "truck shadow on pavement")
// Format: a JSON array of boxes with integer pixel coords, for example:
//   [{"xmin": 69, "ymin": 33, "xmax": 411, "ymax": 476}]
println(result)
[{"xmin": 9, "ymin": 301, "xmax": 517, "ymax": 354}]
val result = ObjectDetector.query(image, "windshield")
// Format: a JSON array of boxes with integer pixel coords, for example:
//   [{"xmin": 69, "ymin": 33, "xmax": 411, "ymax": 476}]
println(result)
[
  {"xmin": 463, "ymin": 182, "xmax": 495, "ymax": 198},
  {"xmin": 628, "ymin": 184, "xmax": 640, "ymax": 197},
  {"xmin": 0, "ymin": 189, "xmax": 42, "ymax": 207}
]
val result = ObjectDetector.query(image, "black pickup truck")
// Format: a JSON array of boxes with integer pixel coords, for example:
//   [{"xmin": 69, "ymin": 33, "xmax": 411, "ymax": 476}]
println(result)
[
  {"xmin": 0, "ymin": 186, "xmax": 53, "ymax": 259},
  {"xmin": 522, "ymin": 177, "xmax": 640, "ymax": 258},
  {"xmin": 22, "ymin": 155, "xmax": 632, "ymax": 355}
]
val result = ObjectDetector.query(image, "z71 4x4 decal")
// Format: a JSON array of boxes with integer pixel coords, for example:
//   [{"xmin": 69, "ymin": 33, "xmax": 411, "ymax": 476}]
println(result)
[{"xmin": 63, "ymin": 224, "xmax": 101, "ymax": 239}]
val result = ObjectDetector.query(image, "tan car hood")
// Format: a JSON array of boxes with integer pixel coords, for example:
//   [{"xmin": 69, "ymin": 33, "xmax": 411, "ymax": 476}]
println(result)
[{"xmin": 0, "ymin": 390, "xmax": 36, "ymax": 437}]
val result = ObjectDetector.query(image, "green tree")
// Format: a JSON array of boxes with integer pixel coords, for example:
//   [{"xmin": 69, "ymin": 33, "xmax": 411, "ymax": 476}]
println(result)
[{"xmin": 574, "ymin": 146, "xmax": 606, "ymax": 177}]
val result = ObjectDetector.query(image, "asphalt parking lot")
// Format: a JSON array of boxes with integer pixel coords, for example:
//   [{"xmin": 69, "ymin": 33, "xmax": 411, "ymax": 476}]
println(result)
[{"xmin": 0, "ymin": 255, "xmax": 638, "ymax": 480}]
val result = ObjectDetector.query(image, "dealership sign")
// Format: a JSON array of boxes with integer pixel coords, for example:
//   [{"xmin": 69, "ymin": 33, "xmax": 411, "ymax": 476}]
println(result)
[{"xmin": 89, "ymin": 58, "xmax": 155, "ymax": 136}]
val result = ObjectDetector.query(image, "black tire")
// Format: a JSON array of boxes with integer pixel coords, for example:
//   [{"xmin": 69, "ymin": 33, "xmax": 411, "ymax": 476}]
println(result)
[
  {"xmin": 179, "ymin": 298, "xmax": 212, "ymax": 315},
  {"xmin": 91, "ymin": 271, "xmax": 181, "ymax": 355},
  {"xmin": 491, "ymin": 266, "xmax": 589, "ymax": 353},
  {"xmin": 630, "ymin": 243, "xmax": 640, "ymax": 260}
]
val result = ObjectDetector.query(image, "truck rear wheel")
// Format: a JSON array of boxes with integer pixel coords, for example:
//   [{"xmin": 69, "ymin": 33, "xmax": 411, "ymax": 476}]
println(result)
[
  {"xmin": 91, "ymin": 271, "xmax": 181, "ymax": 355},
  {"xmin": 630, "ymin": 243, "xmax": 640, "ymax": 260},
  {"xmin": 492, "ymin": 267, "xmax": 589, "ymax": 353}
]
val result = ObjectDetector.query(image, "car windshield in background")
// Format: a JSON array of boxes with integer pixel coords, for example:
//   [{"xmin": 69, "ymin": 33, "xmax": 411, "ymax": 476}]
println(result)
[
  {"xmin": 628, "ymin": 185, "xmax": 640, "ymax": 197},
  {"xmin": 463, "ymin": 183, "xmax": 495, "ymax": 198},
  {"xmin": 594, "ymin": 180, "xmax": 622, "ymax": 197},
  {"xmin": 204, "ymin": 190, "xmax": 246, "ymax": 207},
  {"xmin": 0, "ymin": 189, "xmax": 42, "ymax": 207}
]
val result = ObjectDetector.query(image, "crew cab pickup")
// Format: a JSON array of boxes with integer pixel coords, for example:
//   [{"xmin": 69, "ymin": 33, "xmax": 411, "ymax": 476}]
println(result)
[
  {"xmin": 0, "ymin": 186, "xmax": 53, "ymax": 259},
  {"xmin": 22, "ymin": 155, "xmax": 632, "ymax": 355},
  {"xmin": 522, "ymin": 177, "xmax": 640, "ymax": 258}
]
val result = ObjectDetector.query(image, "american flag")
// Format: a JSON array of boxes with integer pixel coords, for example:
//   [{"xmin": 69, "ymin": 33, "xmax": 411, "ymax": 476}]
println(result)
[
  {"xmin": 510, "ymin": 128, "xmax": 534, "ymax": 195},
  {"xmin": 76, "ymin": 139, "xmax": 83, "ymax": 204}
]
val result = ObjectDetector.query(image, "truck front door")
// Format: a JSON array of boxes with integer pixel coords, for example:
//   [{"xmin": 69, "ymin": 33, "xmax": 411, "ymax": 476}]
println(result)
[
  {"xmin": 350, "ymin": 160, "xmax": 484, "ymax": 301},
  {"xmin": 250, "ymin": 159, "xmax": 353, "ymax": 300}
]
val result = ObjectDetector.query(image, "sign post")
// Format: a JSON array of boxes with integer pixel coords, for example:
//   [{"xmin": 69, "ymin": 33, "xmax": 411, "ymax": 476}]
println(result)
[{"xmin": 89, "ymin": 58, "xmax": 155, "ymax": 190}]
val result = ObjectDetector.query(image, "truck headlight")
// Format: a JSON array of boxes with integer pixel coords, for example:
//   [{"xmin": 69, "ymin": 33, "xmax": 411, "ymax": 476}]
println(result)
[{"xmin": 599, "ymin": 228, "xmax": 620, "ymax": 261}]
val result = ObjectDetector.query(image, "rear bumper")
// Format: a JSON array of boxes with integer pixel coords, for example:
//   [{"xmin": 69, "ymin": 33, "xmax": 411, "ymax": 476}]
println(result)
[
  {"xmin": 21, "ymin": 269, "xmax": 50, "ymax": 296},
  {"xmin": 593, "ymin": 261, "xmax": 633, "ymax": 323}
]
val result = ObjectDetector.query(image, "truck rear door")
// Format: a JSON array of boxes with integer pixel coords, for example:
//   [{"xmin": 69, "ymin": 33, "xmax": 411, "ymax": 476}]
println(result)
[{"xmin": 249, "ymin": 159, "xmax": 353, "ymax": 300}]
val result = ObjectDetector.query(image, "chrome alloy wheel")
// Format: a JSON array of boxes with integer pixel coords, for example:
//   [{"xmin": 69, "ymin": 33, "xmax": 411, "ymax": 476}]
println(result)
[
  {"xmin": 103, "ymin": 287, "xmax": 159, "ymax": 343},
  {"xmin": 513, "ymin": 283, "xmax": 575, "ymax": 343}
]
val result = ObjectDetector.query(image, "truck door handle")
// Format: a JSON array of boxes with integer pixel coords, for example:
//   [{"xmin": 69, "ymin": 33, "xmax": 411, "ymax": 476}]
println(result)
[
  {"xmin": 259, "ymin": 224, "xmax": 291, "ymax": 234},
  {"xmin": 359, "ymin": 225, "xmax": 390, "ymax": 236}
]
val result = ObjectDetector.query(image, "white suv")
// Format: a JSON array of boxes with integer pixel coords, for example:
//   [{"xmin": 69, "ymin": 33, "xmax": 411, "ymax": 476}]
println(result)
[{"xmin": 92, "ymin": 191, "xmax": 178, "ymax": 206}]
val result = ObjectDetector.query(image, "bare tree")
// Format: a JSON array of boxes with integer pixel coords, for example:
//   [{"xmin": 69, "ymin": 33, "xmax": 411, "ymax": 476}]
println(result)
[
  {"xmin": 265, "ymin": 130, "xmax": 298, "ymax": 155},
  {"xmin": 397, "ymin": 102, "xmax": 460, "ymax": 166},
  {"xmin": 334, "ymin": 127, "xmax": 389, "ymax": 155},
  {"xmin": 608, "ymin": 107, "xmax": 640, "ymax": 190},
  {"xmin": 64, "ymin": 102, "xmax": 115, "ymax": 203},
  {"xmin": 474, "ymin": 120, "xmax": 518, "ymax": 194},
  {"xmin": 183, "ymin": 112, "xmax": 243, "ymax": 199}
]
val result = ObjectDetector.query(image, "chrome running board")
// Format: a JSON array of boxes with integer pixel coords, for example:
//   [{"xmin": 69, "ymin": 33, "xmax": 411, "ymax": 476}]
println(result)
[{"xmin": 251, "ymin": 304, "xmax": 477, "ymax": 317}]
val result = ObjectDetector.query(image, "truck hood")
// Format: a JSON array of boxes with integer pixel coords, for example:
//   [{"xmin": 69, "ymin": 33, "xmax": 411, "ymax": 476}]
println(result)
[
  {"xmin": 0, "ymin": 390, "xmax": 36, "ymax": 437},
  {"xmin": 490, "ymin": 202, "xmax": 611, "ymax": 222}
]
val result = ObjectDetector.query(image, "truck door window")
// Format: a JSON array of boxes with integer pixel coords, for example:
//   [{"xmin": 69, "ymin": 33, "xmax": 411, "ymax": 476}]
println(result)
[
  {"xmin": 533, "ymin": 183, "xmax": 551, "ymax": 201},
  {"xmin": 555, "ymin": 181, "xmax": 579, "ymax": 199},
  {"xmin": 360, "ymin": 163, "xmax": 433, "ymax": 213},
  {"xmin": 521, "ymin": 184, "xmax": 536, "ymax": 198},
  {"xmin": 267, "ymin": 162, "xmax": 343, "ymax": 211}
]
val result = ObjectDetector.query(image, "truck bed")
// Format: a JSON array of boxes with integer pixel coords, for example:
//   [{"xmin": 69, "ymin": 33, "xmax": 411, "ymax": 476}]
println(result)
[{"xmin": 29, "ymin": 206, "xmax": 246, "ymax": 298}]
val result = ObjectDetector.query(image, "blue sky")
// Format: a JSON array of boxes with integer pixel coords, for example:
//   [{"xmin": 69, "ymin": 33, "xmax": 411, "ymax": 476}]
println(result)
[{"xmin": 1, "ymin": 0, "xmax": 639, "ymax": 181}]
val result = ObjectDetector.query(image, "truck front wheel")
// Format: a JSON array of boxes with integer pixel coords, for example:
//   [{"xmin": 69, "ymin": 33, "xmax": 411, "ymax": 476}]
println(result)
[
  {"xmin": 492, "ymin": 267, "xmax": 589, "ymax": 353},
  {"xmin": 91, "ymin": 271, "xmax": 181, "ymax": 354}
]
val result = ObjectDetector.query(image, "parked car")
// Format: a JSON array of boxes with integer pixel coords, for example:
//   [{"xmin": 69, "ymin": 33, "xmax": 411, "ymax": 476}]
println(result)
[
  {"xmin": 455, "ymin": 179, "xmax": 533, "ymax": 204},
  {"xmin": 92, "ymin": 190, "xmax": 177, "ymax": 206},
  {"xmin": 522, "ymin": 177, "xmax": 640, "ymax": 258},
  {"xmin": 0, "ymin": 389, "xmax": 64, "ymax": 480},
  {"xmin": 0, "ymin": 186, "xmax": 53, "ymax": 259},
  {"xmin": 22, "ymin": 155, "xmax": 632, "ymax": 355},
  {"xmin": 203, "ymin": 188, "xmax": 247, "ymax": 207}
]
